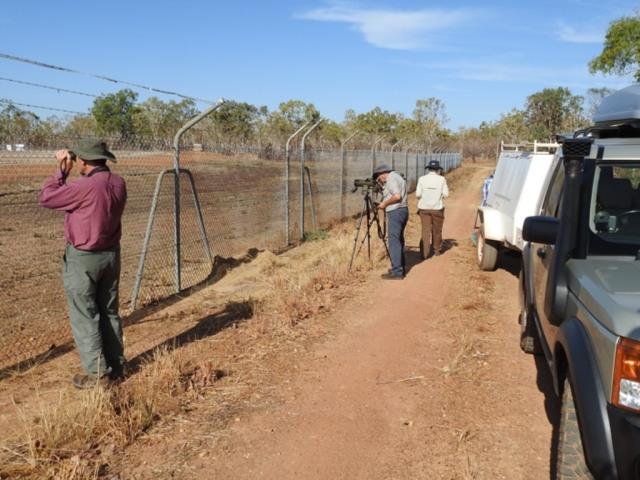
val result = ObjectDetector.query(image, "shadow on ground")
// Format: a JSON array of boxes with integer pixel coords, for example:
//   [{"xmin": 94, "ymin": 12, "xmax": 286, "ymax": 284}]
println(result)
[
  {"xmin": 532, "ymin": 352, "xmax": 561, "ymax": 480},
  {"xmin": 125, "ymin": 299, "xmax": 255, "ymax": 376},
  {"xmin": 405, "ymin": 238, "xmax": 459, "ymax": 274},
  {"xmin": 498, "ymin": 249, "xmax": 522, "ymax": 278},
  {"xmin": 0, "ymin": 249, "xmax": 261, "ymax": 381}
]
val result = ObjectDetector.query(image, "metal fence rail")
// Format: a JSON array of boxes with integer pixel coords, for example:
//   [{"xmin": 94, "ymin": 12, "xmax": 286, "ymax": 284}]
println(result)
[{"xmin": 0, "ymin": 135, "xmax": 461, "ymax": 370}]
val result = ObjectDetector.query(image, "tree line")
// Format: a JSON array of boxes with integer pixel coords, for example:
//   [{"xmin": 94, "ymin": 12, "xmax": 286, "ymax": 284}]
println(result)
[{"xmin": 1, "ymin": 10, "xmax": 637, "ymax": 160}]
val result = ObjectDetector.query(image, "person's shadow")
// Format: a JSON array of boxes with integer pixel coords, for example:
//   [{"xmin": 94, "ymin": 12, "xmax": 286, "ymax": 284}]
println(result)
[
  {"xmin": 405, "ymin": 238, "xmax": 459, "ymax": 274},
  {"xmin": 532, "ymin": 353, "xmax": 562, "ymax": 479},
  {"xmin": 124, "ymin": 299, "xmax": 254, "ymax": 377}
]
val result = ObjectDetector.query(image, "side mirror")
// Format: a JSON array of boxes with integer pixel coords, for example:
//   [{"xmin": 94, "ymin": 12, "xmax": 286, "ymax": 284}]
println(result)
[{"xmin": 523, "ymin": 216, "xmax": 559, "ymax": 245}]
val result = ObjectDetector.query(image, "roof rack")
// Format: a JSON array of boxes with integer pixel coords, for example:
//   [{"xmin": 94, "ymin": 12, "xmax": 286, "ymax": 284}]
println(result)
[{"xmin": 500, "ymin": 140, "xmax": 560, "ymax": 153}]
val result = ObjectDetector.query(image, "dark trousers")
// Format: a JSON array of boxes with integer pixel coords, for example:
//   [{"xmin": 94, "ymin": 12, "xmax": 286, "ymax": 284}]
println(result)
[
  {"xmin": 386, "ymin": 207, "xmax": 408, "ymax": 276},
  {"xmin": 419, "ymin": 208, "xmax": 445, "ymax": 258},
  {"xmin": 63, "ymin": 244, "xmax": 124, "ymax": 377}
]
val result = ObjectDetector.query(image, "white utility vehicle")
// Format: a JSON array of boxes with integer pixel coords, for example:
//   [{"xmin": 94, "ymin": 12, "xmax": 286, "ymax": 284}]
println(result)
[{"xmin": 476, "ymin": 141, "xmax": 559, "ymax": 270}]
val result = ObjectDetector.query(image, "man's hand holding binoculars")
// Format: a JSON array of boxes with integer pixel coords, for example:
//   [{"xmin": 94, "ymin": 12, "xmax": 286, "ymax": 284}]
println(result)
[{"xmin": 56, "ymin": 149, "xmax": 76, "ymax": 178}]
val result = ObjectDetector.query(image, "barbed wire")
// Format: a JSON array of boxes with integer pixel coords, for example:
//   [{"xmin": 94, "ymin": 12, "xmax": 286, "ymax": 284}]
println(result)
[
  {"xmin": 0, "ymin": 76, "xmax": 99, "ymax": 98},
  {"xmin": 0, "ymin": 99, "xmax": 85, "ymax": 115},
  {"xmin": 0, "ymin": 52, "xmax": 215, "ymax": 105}
]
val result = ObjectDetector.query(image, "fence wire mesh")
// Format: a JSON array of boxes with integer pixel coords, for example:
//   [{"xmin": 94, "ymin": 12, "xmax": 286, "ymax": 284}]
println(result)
[{"xmin": 0, "ymin": 136, "xmax": 460, "ymax": 370}]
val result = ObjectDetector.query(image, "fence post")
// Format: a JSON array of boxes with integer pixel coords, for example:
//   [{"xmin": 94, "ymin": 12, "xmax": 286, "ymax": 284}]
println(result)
[
  {"xmin": 371, "ymin": 135, "xmax": 386, "ymax": 177},
  {"xmin": 300, "ymin": 118, "xmax": 323, "ymax": 241},
  {"xmin": 285, "ymin": 120, "xmax": 312, "ymax": 246},
  {"xmin": 171, "ymin": 100, "xmax": 224, "ymax": 293},
  {"xmin": 404, "ymin": 142, "xmax": 417, "ymax": 182},
  {"xmin": 390, "ymin": 139, "xmax": 402, "ymax": 172},
  {"xmin": 340, "ymin": 130, "xmax": 360, "ymax": 219}
]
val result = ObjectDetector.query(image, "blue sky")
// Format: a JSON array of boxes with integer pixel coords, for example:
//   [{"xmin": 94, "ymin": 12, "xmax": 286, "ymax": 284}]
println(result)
[{"xmin": 0, "ymin": 0, "xmax": 637, "ymax": 129}]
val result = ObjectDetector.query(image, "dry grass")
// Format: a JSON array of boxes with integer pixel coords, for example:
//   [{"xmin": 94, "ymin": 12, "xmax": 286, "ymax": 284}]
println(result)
[
  {"xmin": 0, "ymin": 215, "xmax": 388, "ymax": 479},
  {"xmin": 0, "ymin": 343, "xmax": 226, "ymax": 478}
]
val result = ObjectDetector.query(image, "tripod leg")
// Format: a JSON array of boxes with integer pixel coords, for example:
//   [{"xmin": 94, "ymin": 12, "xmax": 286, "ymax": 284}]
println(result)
[
  {"xmin": 366, "ymin": 198, "xmax": 372, "ymax": 259},
  {"xmin": 354, "ymin": 207, "xmax": 377, "ymax": 260},
  {"xmin": 348, "ymin": 199, "xmax": 368, "ymax": 270},
  {"xmin": 372, "ymin": 204, "xmax": 392, "ymax": 262}
]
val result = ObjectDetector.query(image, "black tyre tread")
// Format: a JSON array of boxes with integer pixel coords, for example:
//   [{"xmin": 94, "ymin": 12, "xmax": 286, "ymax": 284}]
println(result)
[{"xmin": 557, "ymin": 378, "xmax": 593, "ymax": 479}]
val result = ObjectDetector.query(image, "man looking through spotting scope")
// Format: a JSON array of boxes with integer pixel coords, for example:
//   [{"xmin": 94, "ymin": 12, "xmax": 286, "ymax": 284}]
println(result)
[
  {"xmin": 373, "ymin": 164, "xmax": 408, "ymax": 279},
  {"xmin": 39, "ymin": 140, "xmax": 127, "ymax": 390}
]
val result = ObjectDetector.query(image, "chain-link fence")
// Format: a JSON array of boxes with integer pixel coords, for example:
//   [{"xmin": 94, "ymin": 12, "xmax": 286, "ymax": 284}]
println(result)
[{"xmin": 0, "ymin": 134, "xmax": 460, "ymax": 370}]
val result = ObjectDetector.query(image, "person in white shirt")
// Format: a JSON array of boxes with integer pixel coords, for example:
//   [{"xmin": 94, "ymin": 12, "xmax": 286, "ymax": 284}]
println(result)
[{"xmin": 415, "ymin": 160, "xmax": 449, "ymax": 259}]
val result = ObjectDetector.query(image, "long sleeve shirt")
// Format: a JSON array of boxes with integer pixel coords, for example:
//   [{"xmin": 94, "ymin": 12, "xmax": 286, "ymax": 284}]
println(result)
[
  {"xmin": 39, "ymin": 169, "xmax": 127, "ymax": 251},
  {"xmin": 416, "ymin": 171, "xmax": 449, "ymax": 210}
]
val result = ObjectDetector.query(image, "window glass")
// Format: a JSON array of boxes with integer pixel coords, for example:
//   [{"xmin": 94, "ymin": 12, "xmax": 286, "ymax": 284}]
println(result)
[
  {"xmin": 543, "ymin": 164, "xmax": 565, "ymax": 218},
  {"xmin": 590, "ymin": 164, "xmax": 640, "ymax": 245}
]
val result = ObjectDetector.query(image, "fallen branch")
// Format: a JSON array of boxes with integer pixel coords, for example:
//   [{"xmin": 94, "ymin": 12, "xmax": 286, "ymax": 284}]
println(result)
[{"xmin": 376, "ymin": 375, "xmax": 425, "ymax": 385}]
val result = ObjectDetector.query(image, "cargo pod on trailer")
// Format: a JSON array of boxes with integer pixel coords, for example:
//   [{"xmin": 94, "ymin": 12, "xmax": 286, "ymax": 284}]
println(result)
[{"xmin": 475, "ymin": 141, "xmax": 559, "ymax": 271}]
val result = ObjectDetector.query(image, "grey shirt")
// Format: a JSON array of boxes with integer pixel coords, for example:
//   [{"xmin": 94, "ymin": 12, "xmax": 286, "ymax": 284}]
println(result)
[{"xmin": 383, "ymin": 171, "xmax": 408, "ymax": 212}]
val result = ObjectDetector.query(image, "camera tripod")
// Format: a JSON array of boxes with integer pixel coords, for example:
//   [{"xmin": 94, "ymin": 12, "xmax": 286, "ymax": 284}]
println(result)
[{"xmin": 348, "ymin": 190, "xmax": 391, "ymax": 270}]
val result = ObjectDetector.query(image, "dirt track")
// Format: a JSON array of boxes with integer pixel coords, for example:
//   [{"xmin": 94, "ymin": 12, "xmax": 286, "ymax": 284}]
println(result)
[{"xmin": 113, "ymin": 164, "xmax": 559, "ymax": 479}]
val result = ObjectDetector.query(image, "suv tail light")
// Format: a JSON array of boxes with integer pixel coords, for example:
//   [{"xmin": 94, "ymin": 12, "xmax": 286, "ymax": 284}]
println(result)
[{"xmin": 613, "ymin": 337, "xmax": 640, "ymax": 412}]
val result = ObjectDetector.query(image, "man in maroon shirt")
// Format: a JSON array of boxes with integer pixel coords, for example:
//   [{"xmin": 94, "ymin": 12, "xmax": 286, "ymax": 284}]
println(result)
[{"xmin": 39, "ymin": 140, "xmax": 127, "ymax": 389}]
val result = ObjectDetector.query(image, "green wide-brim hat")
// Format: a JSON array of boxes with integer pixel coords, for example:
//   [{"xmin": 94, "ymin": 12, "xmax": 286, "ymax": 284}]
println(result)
[{"xmin": 71, "ymin": 140, "xmax": 117, "ymax": 162}]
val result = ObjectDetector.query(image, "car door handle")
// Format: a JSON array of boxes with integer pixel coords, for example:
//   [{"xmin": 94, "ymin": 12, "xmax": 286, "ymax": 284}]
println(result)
[{"xmin": 537, "ymin": 247, "xmax": 546, "ymax": 259}]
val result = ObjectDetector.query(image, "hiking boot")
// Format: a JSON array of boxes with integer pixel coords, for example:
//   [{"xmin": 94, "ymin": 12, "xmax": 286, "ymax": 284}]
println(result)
[
  {"xmin": 72, "ymin": 373, "xmax": 110, "ymax": 390},
  {"xmin": 381, "ymin": 272, "xmax": 404, "ymax": 280}
]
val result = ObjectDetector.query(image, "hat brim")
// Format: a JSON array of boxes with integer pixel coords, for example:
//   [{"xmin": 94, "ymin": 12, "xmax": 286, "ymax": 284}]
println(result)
[
  {"xmin": 373, "ymin": 169, "xmax": 391, "ymax": 178},
  {"xmin": 70, "ymin": 148, "xmax": 117, "ymax": 163}
]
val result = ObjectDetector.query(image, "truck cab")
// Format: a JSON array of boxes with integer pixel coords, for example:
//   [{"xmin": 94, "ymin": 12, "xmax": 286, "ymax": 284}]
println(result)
[{"xmin": 520, "ymin": 84, "xmax": 640, "ymax": 479}]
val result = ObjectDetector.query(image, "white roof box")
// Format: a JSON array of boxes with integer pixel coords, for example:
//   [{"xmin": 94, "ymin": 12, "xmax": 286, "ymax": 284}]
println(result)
[{"xmin": 593, "ymin": 84, "xmax": 640, "ymax": 125}]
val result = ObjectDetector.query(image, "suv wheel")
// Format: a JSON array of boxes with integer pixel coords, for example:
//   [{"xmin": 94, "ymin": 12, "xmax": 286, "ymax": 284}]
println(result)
[
  {"xmin": 477, "ymin": 227, "xmax": 498, "ymax": 271},
  {"xmin": 557, "ymin": 377, "xmax": 593, "ymax": 479}
]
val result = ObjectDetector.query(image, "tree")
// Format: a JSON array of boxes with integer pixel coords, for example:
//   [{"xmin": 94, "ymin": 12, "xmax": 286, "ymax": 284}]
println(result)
[
  {"xmin": 61, "ymin": 114, "xmax": 98, "ymax": 139},
  {"xmin": 352, "ymin": 107, "xmax": 399, "ymax": 136},
  {"xmin": 91, "ymin": 89, "xmax": 140, "ymax": 138},
  {"xmin": 0, "ymin": 101, "xmax": 41, "ymax": 144},
  {"xmin": 135, "ymin": 97, "xmax": 197, "ymax": 143},
  {"xmin": 525, "ymin": 87, "xmax": 586, "ymax": 140},
  {"xmin": 318, "ymin": 120, "xmax": 345, "ymax": 147},
  {"xmin": 413, "ymin": 98, "xmax": 449, "ymax": 153},
  {"xmin": 495, "ymin": 108, "xmax": 529, "ymax": 143},
  {"xmin": 209, "ymin": 101, "xmax": 260, "ymax": 144},
  {"xmin": 589, "ymin": 13, "xmax": 640, "ymax": 81},
  {"xmin": 259, "ymin": 100, "xmax": 320, "ymax": 147},
  {"xmin": 278, "ymin": 100, "xmax": 320, "ymax": 125},
  {"xmin": 585, "ymin": 87, "xmax": 615, "ymax": 119}
]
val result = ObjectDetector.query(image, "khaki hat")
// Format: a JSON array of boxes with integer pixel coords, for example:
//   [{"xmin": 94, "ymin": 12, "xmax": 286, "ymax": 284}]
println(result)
[{"xmin": 71, "ymin": 140, "xmax": 117, "ymax": 162}]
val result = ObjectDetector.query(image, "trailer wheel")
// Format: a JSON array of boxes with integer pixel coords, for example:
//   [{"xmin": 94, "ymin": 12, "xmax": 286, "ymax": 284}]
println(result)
[{"xmin": 477, "ymin": 228, "xmax": 498, "ymax": 271}]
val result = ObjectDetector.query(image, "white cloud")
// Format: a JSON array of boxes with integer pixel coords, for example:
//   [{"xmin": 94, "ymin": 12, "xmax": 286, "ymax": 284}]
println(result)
[
  {"xmin": 297, "ymin": 4, "xmax": 480, "ymax": 50},
  {"xmin": 402, "ymin": 58, "xmax": 630, "ymax": 90},
  {"xmin": 555, "ymin": 21, "xmax": 603, "ymax": 44}
]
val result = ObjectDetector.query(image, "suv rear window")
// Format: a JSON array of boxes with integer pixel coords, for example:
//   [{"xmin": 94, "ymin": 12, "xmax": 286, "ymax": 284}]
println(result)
[{"xmin": 589, "ymin": 163, "xmax": 640, "ymax": 249}]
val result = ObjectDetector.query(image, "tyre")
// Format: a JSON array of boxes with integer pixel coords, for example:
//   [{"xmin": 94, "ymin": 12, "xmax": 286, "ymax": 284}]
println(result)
[
  {"xmin": 477, "ymin": 228, "xmax": 498, "ymax": 271},
  {"xmin": 519, "ymin": 271, "xmax": 541, "ymax": 355},
  {"xmin": 557, "ymin": 377, "xmax": 593, "ymax": 479}
]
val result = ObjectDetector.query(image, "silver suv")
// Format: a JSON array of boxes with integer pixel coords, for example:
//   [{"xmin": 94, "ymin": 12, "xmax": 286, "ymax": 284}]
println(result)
[{"xmin": 520, "ymin": 85, "xmax": 640, "ymax": 479}]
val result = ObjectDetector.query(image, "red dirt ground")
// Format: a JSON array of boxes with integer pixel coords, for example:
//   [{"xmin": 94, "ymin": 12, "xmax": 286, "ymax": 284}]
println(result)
[{"xmin": 110, "ymin": 164, "xmax": 557, "ymax": 479}]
